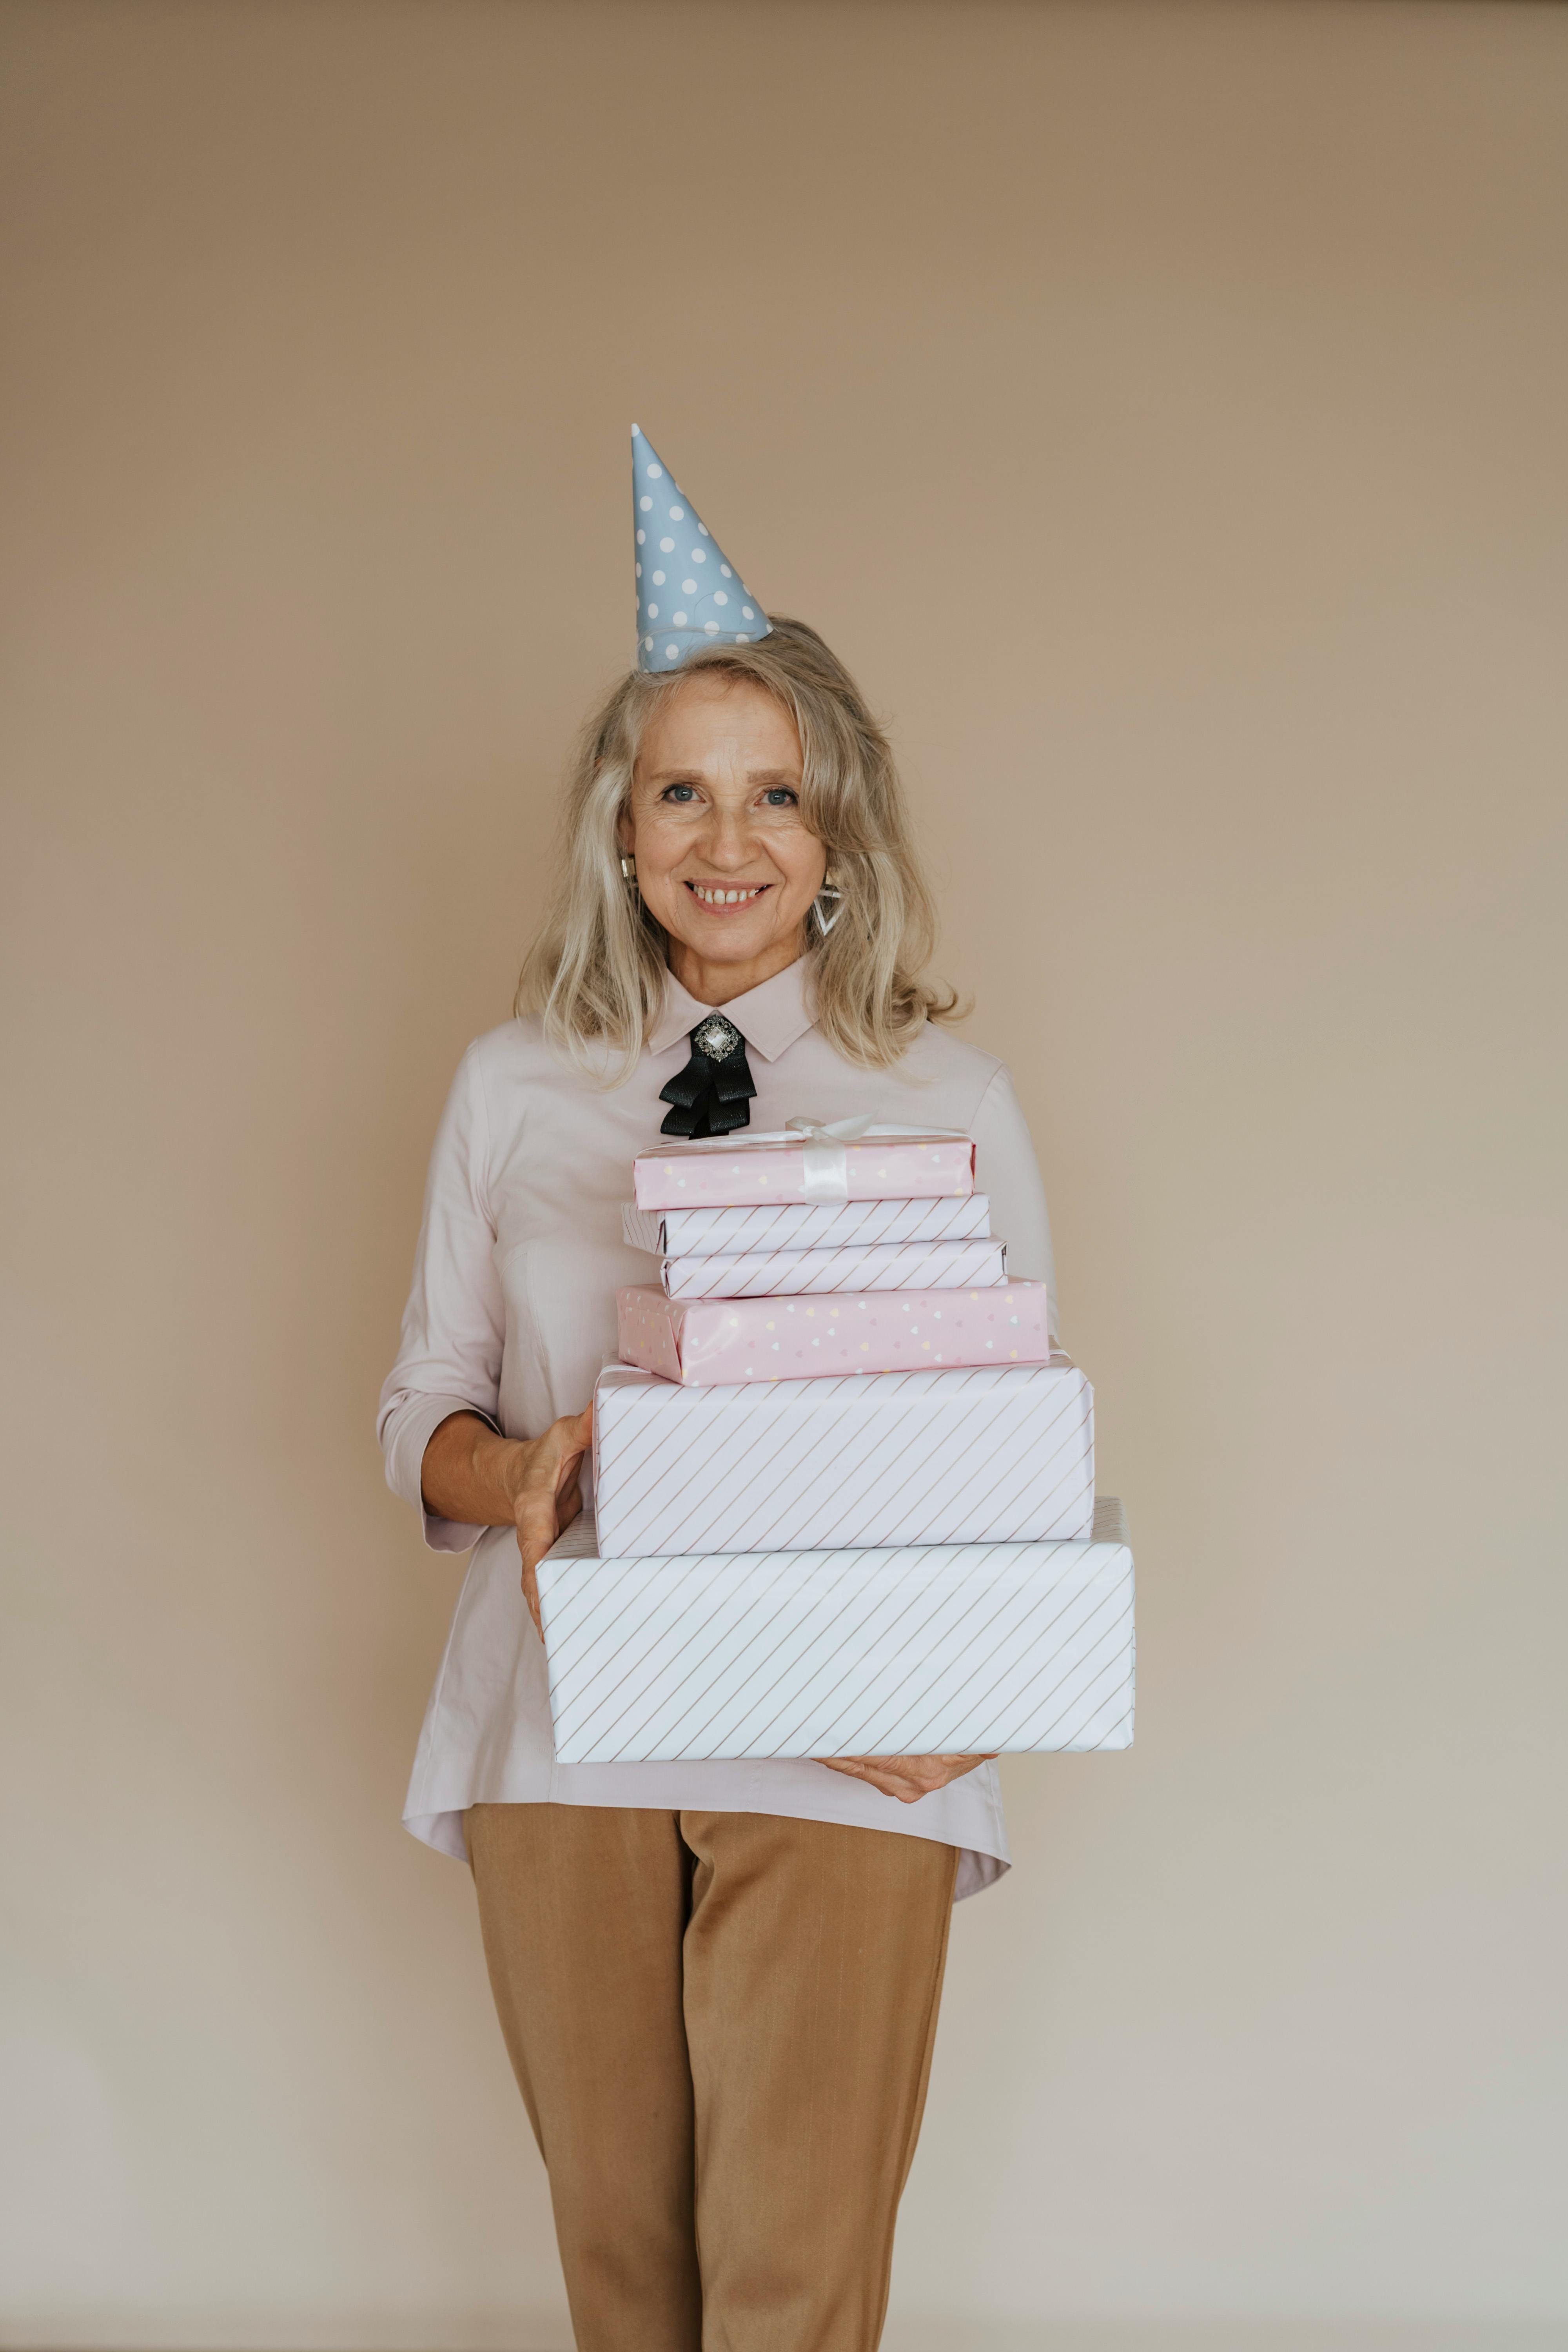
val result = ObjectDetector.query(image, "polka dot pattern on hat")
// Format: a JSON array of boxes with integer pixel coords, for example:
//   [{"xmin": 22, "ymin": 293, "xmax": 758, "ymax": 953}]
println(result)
[{"xmin": 630, "ymin": 424, "xmax": 772, "ymax": 673}]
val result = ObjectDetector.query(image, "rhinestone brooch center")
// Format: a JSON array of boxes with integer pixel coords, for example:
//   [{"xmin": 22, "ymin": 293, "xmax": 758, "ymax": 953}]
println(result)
[{"xmin": 695, "ymin": 1016, "xmax": 742, "ymax": 1062}]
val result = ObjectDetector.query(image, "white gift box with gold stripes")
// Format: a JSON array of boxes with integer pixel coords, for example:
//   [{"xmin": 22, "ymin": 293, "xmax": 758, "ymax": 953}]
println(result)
[
  {"xmin": 655, "ymin": 1235, "xmax": 1008, "ymax": 1299},
  {"xmin": 622, "ymin": 1191, "xmax": 995, "ymax": 1257},
  {"xmin": 536, "ymin": 1500, "xmax": 1135, "ymax": 1763},
  {"xmin": 590, "ymin": 1357, "xmax": 1094, "ymax": 1557}
]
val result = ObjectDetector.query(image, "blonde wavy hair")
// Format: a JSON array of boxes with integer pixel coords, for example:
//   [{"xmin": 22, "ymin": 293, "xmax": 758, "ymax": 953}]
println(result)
[{"xmin": 516, "ymin": 616, "xmax": 960, "ymax": 1074}]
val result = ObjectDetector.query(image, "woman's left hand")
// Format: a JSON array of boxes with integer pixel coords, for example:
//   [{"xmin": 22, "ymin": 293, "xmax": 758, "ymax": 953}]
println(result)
[{"xmin": 817, "ymin": 1753, "xmax": 997, "ymax": 1804}]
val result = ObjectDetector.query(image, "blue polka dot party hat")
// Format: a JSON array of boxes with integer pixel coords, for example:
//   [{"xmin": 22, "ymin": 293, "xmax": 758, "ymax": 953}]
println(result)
[{"xmin": 632, "ymin": 425, "xmax": 772, "ymax": 672}]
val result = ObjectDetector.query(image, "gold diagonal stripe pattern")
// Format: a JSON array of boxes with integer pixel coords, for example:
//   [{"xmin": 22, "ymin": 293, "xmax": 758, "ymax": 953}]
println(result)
[
  {"xmin": 593, "ymin": 1363, "xmax": 1094, "ymax": 1556},
  {"xmin": 987, "ymin": 1619, "xmax": 1136, "ymax": 1753},
  {"xmin": 757, "ymin": 1552, "xmax": 991, "ymax": 1755},
  {"xmin": 547, "ymin": 1553, "xmax": 748, "ymax": 1746},
  {"xmin": 662, "ymin": 1569, "xmax": 901, "ymax": 1761},
  {"xmin": 911, "ymin": 1579, "xmax": 1131, "ymax": 1753},
  {"xmin": 645, "ymin": 1559, "xmax": 902, "ymax": 1762},
  {"xmin": 705, "ymin": 1379, "xmax": 1027, "ymax": 1555},
  {"xmin": 597, "ymin": 1556, "xmax": 850, "ymax": 1760},
  {"xmin": 539, "ymin": 1526, "xmax": 1134, "ymax": 1762},
  {"xmin": 664, "ymin": 1237, "xmax": 1007, "ymax": 1298},
  {"xmin": 612, "ymin": 1392, "xmax": 936, "ymax": 1555},
  {"xmin": 597, "ymin": 1394, "xmax": 1085, "ymax": 1555},
  {"xmin": 867, "ymin": 1583, "xmax": 1133, "ymax": 1757},
  {"xmin": 565, "ymin": 1573, "xmax": 1130, "ymax": 1762},
  {"xmin": 627, "ymin": 1191, "xmax": 995, "ymax": 1256},
  {"xmin": 595, "ymin": 1369, "xmax": 891, "ymax": 1539},
  {"xmin": 823, "ymin": 1549, "xmax": 1078, "ymax": 1754}
]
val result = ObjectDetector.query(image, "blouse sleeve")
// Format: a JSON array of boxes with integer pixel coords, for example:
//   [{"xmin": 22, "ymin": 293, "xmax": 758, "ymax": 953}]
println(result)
[
  {"xmin": 970, "ymin": 1062, "xmax": 1060, "ymax": 1347},
  {"xmin": 376, "ymin": 1042, "xmax": 506, "ymax": 1553}
]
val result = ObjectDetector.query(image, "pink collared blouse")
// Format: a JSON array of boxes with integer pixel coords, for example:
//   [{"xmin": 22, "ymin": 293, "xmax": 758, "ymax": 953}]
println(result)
[{"xmin": 379, "ymin": 960, "xmax": 1057, "ymax": 1900}]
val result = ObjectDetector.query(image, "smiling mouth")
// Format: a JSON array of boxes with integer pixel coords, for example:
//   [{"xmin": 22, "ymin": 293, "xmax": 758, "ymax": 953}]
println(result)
[{"xmin": 685, "ymin": 881, "xmax": 771, "ymax": 908}]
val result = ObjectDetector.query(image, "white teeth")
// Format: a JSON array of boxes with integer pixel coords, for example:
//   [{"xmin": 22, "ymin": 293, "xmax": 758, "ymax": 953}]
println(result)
[{"xmin": 691, "ymin": 884, "xmax": 763, "ymax": 904}]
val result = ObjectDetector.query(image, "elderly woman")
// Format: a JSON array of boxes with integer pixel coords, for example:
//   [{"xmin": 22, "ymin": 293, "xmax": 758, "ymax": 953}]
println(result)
[{"xmin": 380, "ymin": 452, "xmax": 1056, "ymax": 2352}]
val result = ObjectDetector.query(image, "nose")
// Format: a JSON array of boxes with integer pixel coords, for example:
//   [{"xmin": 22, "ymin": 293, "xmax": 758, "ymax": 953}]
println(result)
[{"xmin": 698, "ymin": 801, "xmax": 758, "ymax": 872}]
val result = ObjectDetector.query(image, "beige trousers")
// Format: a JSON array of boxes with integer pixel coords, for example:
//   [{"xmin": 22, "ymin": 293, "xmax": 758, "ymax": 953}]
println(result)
[{"xmin": 467, "ymin": 1803, "xmax": 958, "ymax": 2352}]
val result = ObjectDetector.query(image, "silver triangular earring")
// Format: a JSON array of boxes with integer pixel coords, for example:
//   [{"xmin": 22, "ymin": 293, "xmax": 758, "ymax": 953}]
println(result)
[
  {"xmin": 620, "ymin": 851, "xmax": 639, "ymax": 898},
  {"xmin": 811, "ymin": 870, "xmax": 843, "ymax": 938}
]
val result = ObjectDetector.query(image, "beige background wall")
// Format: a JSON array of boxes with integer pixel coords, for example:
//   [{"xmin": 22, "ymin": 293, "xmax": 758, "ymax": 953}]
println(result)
[{"xmin": 2, "ymin": 4, "xmax": 1565, "ymax": 2347}]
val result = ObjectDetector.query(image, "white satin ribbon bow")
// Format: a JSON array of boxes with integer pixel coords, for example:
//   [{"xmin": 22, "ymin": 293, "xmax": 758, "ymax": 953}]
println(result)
[{"xmin": 784, "ymin": 1114, "xmax": 875, "ymax": 1201}]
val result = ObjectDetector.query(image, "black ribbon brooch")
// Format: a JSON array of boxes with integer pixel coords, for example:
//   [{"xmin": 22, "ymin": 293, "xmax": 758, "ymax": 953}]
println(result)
[{"xmin": 659, "ymin": 1013, "xmax": 757, "ymax": 1138}]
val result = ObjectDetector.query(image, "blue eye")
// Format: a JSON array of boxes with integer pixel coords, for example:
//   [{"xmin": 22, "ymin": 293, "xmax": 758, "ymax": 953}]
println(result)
[
  {"xmin": 762, "ymin": 788, "xmax": 798, "ymax": 807},
  {"xmin": 662, "ymin": 784, "xmax": 697, "ymax": 802}
]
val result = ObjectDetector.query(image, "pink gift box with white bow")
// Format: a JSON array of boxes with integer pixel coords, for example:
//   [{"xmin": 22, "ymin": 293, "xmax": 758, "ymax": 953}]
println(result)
[{"xmin": 632, "ymin": 1122, "xmax": 975, "ymax": 1211}]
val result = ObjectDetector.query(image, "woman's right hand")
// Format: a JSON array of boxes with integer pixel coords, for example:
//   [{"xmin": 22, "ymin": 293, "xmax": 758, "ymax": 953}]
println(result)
[
  {"xmin": 420, "ymin": 1404, "xmax": 593, "ymax": 1644},
  {"xmin": 506, "ymin": 1406, "xmax": 594, "ymax": 1637}
]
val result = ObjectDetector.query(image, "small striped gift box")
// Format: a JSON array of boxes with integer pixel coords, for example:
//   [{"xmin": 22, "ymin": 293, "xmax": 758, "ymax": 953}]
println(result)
[
  {"xmin": 658, "ymin": 1236, "xmax": 1008, "ymax": 1299},
  {"xmin": 590, "ymin": 1359, "xmax": 1094, "ymax": 1557},
  {"xmin": 622, "ymin": 1193, "xmax": 994, "ymax": 1256},
  {"xmin": 536, "ymin": 1500, "xmax": 1135, "ymax": 1763}
]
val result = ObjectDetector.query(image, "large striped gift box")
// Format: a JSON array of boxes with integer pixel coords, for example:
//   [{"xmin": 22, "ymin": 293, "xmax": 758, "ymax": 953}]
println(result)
[
  {"xmin": 536, "ymin": 1500, "xmax": 1135, "ymax": 1763},
  {"xmin": 623, "ymin": 1192, "xmax": 994, "ymax": 1258},
  {"xmin": 617, "ymin": 1279, "xmax": 1052, "ymax": 1386},
  {"xmin": 657, "ymin": 1236, "xmax": 1008, "ymax": 1299},
  {"xmin": 590, "ymin": 1359, "xmax": 1094, "ymax": 1556}
]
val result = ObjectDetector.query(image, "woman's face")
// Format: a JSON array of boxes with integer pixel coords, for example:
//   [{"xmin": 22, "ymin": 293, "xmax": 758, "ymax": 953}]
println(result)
[{"xmin": 621, "ymin": 673, "xmax": 828, "ymax": 1000}]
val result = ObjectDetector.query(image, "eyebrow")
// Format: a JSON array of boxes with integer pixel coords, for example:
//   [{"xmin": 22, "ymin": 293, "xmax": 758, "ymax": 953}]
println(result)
[{"xmin": 644, "ymin": 766, "xmax": 803, "ymax": 784}]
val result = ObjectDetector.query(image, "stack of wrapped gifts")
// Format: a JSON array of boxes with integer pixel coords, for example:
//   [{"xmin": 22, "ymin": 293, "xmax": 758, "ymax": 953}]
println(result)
[{"xmin": 535, "ymin": 1124, "xmax": 1134, "ymax": 1766}]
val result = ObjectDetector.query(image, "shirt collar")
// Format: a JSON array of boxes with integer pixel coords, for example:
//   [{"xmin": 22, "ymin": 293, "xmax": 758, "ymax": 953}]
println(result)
[{"xmin": 647, "ymin": 956, "xmax": 817, "ymax": 1065}]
